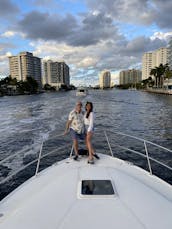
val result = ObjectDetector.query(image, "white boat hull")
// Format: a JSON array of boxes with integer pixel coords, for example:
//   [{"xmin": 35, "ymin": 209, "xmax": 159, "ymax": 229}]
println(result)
[{"xmin": 0, "ymin": 154, "xmax": 172, "ymax": 229}]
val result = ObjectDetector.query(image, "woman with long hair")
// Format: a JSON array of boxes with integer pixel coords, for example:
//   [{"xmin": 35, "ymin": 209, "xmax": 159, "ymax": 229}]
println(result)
[{"xmin": 84, "ymin": 102, "xmax": 99, "ymax": 164}]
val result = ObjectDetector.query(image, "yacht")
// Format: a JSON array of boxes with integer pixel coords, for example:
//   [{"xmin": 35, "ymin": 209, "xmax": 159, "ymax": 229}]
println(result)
[
  {"xmin": 76, "ymin": 87, "xmax": 88, "ymax": 96},
  {"xmin": 0, "ymin": 130, "xmax": 172, "ymax": 229}
]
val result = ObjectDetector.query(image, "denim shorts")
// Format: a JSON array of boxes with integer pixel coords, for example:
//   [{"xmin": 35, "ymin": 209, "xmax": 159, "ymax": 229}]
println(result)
[{"xmin": 70, "ymin": 128, "xmax": 86, "ymax": 140}]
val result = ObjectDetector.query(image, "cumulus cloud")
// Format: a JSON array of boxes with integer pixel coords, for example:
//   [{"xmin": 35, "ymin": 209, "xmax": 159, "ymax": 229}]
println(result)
[
  {"xmin": 1, "ymin": 31, "xmax": 16, "ymax": 38},
  {"xmin": 32, "ymin": 41, "xmax": 99, "ymax": 67},
  {"xmin": 17, "ymin": 11, "xmax": 77, "ymax": 41},
  {"xmin": 29, "ymin": 25, "xmax": 168, "ymax": 84},
  {"xmin": 0, "ymin": 0, "xmax": 172, "ymax": 84},
  {"xmin": 86, "ymin": 0, "xmax": 154, "ymax": 25},
  {"xmin": 120, "ymin": 36, "xmax": 167, "ymax": 56},
  {"xmin": 76, "ymin": 57, "xmax": 98, "ymax": 68},
  {"xmin": 0, "ymin": 42, "xmax": 16, "ymax": 76},
  {"xmin": 0, "ymin": 42, "xmax": 16, "ymax": 52},
  {"xmin": 150, "ymin": 31, "xmax": 172, "ymax": 41},
  {"xmin": 0, "ymin": 52, "xmax": 11, "ymax": 76},
  {"xmin": 17, "ymin": 10, "xmax": 120, "ymax": 47},
  {"xmin": 0, "ymin": 0, "xmax": 19, "ymax": 18},
  {"xmin": 152, "ymin": 0, "xmax": 172, "ymax": 29},
  {"xmin": 86, "ymin": 0, "xmax": 172, "ymax": 29},
  {"xmin": 68, "ymin": 12, "xmax": 120, "ymax": 46}
]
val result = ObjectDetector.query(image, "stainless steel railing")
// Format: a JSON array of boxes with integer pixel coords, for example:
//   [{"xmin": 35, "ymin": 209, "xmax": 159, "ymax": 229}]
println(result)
[
  {"xmin": 103, "ymin": 130, "xmax": 172, "ymax": 176},
  {"xmin": 0, "ymin": 130, "xmax": 172, "ymax": 187},
  {"xmin": 0, "ymin": 133, "xmax": 69, "ymax": 185}
]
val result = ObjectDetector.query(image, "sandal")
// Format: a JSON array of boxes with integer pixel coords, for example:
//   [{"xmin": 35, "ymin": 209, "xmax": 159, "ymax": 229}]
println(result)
[
  {"xmin": 93, "ymin": 154, "xmax": 100, "ymax": 159},
  {"xmin": 73, "ymin": 155, "xmax": 78, "ymax": 161},
  {"xmin": 88, "ymin": 159, "xmax": 94, "ymax": 164}
]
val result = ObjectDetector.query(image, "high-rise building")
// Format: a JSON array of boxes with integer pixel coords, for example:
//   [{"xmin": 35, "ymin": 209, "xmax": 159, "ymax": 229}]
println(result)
[
  {"xmin": 142, "ymin": 47, "xmax": 168, "ymax": 80},
  {"xmin": 168, "ymin": 39, "xmax": 172, "ymax": 70},
  {"xmin": 99, "ymin": 70, "xmax": 111, "ymax": 89},
  {"xmin": 142, "ymin": 52, "xmax": 155, "ymax": 81},
  {"xmin": 44, "ymin": 60, "xmax": 70, "ymax": 88},
  {"xmin": 9, "ymin": 52, "xmax": 42, "ymax": 86},
  {"xmin": 156, "ymin": 47, "xmax": 168, "ymax": 66},
  {"xmin": 119, "ymin": 69, "xmax": 142, "ymax": 85}
]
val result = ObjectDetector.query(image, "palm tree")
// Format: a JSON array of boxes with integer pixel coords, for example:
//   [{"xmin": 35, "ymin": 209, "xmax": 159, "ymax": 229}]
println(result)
[
  {"xmin": 156, "ymin": 64, "xmax": 162, "ymax": 87},
  {"xmin": 165, "ymin": 68, "xmax": 172, "ymax": 80},
  {"xmin": 150, "ymin": 64, "xmax": 169, "ymax": 88},
  {"xmin": 157, "ymin": 64, "xmax": 166, "ymax": 88},
  {"xmin": 150, "ymin": 68, "xmax": 158, "ymax": 87},
  {"xmin": 164, "ymin": 67, "xmax": 172, "ymax": 89}
]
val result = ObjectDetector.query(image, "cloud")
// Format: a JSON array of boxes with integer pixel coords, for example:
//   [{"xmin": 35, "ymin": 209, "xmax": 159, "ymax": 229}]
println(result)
[
  {"xmin": 152, "ymin": 0, "xmax": 172, "ymax": 29},
  {"xmin": 18, "ymin": 11, "xmax": 77, "ymax": 41},
  {"xmin": 1, "ymin": 0, "xmax": 172, "ymax": 84},
  {"xmin": 76, "ymin": 57, "xmax": 98, "ymax": 68},
  {"xmin": 0, "ymin": 42, "xmax": 16, "ymax": 52},
  {"xmin": 30, "ymin": 27, "xmax": 168, "ymax": 84},
  {"xmin": 13, "ymin": 2, "xmax": 172, "ymax": 50},
  {"xmin": 86, "ymin": 0, "xmax": 172, "ymax": 30},
  {"xmin": 0, "ymin": 0, "xmax": 19, "ymax": 18},
  {"xmin": 1, "ymin": 31, "xmax": 16, "ymax": 38},
  {"xmin": 120, "ymin": 36, "xmax": 167, "ymax": 56},
  {"xmin": 68, "ymin": 12, "xmax": 120, "ymax": 46},
  {"xmin": 86, "ymin": 0, "xmax": 154, "ymax": 25},
  {"xmin": 17, "ymin": 10, "xmax": 121, "ymax": 47},
  {"xmin": 0, "ymin": 52, "xmax": 12, "ymax": 77},
  {"xmin": 150, "ymin": 31, "xmax": 172, "ymax": 41},
  {"xmin": 0, "ymin": 42, "xmax": 16, "ymax": 76}
]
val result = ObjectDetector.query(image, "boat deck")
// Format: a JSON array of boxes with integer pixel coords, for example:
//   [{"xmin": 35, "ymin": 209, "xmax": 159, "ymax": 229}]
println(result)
[{"xmin": 0, "ymin": 154, "xmax": 172, "ymax": 229}]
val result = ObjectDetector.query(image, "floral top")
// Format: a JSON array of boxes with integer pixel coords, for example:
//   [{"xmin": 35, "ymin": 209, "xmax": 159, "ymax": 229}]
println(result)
[{"xmin": 68, "ymin": 109, "xmax": 85, "ymax": 134}]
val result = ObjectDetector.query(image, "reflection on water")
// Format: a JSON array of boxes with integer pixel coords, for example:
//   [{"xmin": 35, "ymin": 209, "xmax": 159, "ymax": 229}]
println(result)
[{"xmin": 0, "ymin": 89, "xmax": 172, "ymax": 199}]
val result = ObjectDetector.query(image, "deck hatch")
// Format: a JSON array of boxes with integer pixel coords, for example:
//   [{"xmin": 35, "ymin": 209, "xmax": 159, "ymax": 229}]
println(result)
[{"xmin": 81, "ymin": 180, "xmax": 114, "ymax": 195}]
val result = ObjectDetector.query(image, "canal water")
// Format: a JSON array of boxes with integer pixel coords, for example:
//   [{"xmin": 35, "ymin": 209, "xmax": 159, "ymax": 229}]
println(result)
[{"xmin": 0, "ymin": 89, "xmax": 172, "ymax": 200}]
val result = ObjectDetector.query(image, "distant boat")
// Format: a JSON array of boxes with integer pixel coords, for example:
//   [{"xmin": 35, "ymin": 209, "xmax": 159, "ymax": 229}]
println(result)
[
  {"xmin": 129, "ymin": 87, "xmax": 137, "ymax": 91},
  {"xmin": 129, "ymin": 82, "xmax": 137, "ymax": 90},
  {"xmin": 76, "ymin": 87, "xmax": 88, "ymax": 96}
]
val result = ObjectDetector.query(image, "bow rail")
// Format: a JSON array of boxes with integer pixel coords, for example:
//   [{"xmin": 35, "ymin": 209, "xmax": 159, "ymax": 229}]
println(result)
[{"xmin": 0, "ymin": 130, "xmax": 172, "ymax": 189}]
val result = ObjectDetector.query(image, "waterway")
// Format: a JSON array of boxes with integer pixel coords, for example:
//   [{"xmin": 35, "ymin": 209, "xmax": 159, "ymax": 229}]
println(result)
[{"xmin": 0, "ymin": 89, "xmax": 172, "ymax": 200}]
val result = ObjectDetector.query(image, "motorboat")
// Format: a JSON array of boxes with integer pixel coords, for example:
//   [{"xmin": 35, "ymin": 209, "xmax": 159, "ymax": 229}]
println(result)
[
  {"xmin": 0, "ymin": 130, "xmax": 172, "ymax": 229},
  {"xmin": 76, "ymin": 87, "xmax": 88, "ymax": 96},
  {"xmin": 128, "ymin": 87, "xmax": 137, "ymax": 91}
]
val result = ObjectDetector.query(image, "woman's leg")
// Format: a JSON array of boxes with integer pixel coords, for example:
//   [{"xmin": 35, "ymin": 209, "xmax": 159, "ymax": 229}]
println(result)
[{"xmin": 86, "ymin": 132, "xmax": 94, "ymax": 160}]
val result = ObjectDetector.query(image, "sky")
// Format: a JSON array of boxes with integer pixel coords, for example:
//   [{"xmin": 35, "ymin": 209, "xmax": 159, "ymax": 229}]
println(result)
[{"xmin": 0, "ymin": 0, "xmax": 172, "ymax": 85}]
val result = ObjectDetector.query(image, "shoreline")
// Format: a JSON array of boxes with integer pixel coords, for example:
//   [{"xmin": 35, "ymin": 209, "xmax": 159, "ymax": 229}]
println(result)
[{"xmin": 142, "ymin": 88, "xmax": 172, "ymax": 95}]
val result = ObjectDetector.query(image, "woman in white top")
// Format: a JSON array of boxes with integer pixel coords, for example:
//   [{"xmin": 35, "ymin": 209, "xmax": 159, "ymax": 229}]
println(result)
[{"xmin": 84, "ymin": 102, "xmax": 99, "ymax": 164}]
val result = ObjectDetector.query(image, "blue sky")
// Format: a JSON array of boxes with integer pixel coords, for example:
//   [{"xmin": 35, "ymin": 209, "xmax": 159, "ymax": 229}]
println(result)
[{"xmin": 0, "ymin": 0, "xmax": 172, "ymax": 85}]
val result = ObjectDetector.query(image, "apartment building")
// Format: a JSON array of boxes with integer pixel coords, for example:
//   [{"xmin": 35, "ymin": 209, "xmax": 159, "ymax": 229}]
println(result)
[
  {"xmin": 168, "ymin": 39, "xmax": 172, "ymax": 70},
  {"xmin": 119, "ymin": 69, "xmax": 142, "ymax": 85},
  {"xmin": 9, "ymin": 52, "xmax": 42, "ymax": 86},
  {"xmin": 99, "ymin": 70, "xmax": 111, "ymax": 89},
  {"xmin": 44, "ymin": 60, "xmax": 70, "ymax": 89},
  {"xmin": 156, "ymin": 47, "xmax": 168, "ymax": 66},
  {"xmin": 142, "ymin": 47, "xmax": 168, "ymax": 80}
]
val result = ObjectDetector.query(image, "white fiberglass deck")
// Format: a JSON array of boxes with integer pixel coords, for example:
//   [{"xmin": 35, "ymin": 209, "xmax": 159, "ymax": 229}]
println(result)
[{"xmin": 0, "ymin": 154, "xmax": 172, "ymax": 229}]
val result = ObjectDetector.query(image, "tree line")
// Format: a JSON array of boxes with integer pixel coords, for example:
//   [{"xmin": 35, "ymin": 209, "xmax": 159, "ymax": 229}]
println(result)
[
  {"xmin": 119, "ymin": 63, "xmax": 172, "ymax": 89},
  {"xmin": 149, "ymin": 63, "xmax": 172, "ymax": 88},
  {"xmin": 0, "ymin": 76, "xmax": 39, "ymax": 96}
]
